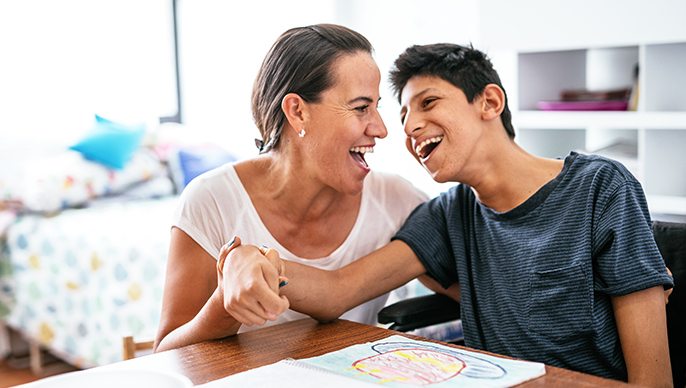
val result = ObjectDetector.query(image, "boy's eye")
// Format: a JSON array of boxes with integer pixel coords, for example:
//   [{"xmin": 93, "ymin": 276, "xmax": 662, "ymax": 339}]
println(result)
[{"xmin": 422, "ymin": 98, "xmax": 436, "ymax": 108}]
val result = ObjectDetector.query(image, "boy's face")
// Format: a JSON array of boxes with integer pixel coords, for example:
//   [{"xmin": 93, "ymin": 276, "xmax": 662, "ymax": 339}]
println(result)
[{"xmin": 399, "ymin": 75, "xmax": 485, "ymax": 183}]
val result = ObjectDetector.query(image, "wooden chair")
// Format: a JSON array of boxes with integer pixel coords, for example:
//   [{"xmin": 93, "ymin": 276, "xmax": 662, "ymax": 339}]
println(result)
[{"xmin": 122, "ymin": 336, "xmax": 155, "ymax": 361}]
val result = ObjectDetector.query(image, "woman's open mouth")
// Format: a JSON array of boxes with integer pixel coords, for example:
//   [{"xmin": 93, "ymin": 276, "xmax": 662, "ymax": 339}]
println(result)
[
  {"xmin": 349, "ymin": 146, "xmax": 373, "ymax": 170},
  {"xmin": 415, "ymin": 136, "xmax": 443, "ymax": 160}
]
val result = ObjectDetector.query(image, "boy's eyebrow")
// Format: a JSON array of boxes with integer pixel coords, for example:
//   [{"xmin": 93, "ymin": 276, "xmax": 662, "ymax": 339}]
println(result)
[{"xmin": 347, "ymin": 96, "xmax": 376, "ymax": 105}]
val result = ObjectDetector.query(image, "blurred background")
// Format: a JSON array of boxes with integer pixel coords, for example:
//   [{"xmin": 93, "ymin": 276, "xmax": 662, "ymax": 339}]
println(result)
[{"xmin": 2, "ymin": 0, "xmax": 686, "ymax": 200}]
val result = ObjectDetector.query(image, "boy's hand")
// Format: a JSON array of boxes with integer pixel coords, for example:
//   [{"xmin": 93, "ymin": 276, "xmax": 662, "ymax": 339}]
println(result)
[{"xmin": 217, "ymin": 237, "xmax": 289, "ymax": 326}]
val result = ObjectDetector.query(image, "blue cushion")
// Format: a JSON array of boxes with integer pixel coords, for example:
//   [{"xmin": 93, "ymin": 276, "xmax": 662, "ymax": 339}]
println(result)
[
  {"xmin": 69, "ymin": 115, "xmax": 145, "ymax": 169},
  {"xmin": 177, "ymin": 147, "xmax": 236, "ymax": 187}
]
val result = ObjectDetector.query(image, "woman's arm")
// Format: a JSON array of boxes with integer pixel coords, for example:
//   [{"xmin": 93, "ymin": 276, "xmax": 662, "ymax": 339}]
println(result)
[
  {"xmin": 612, "ymin": 285, "xmax": 673, "ymax": 388},
  {"xmin": 222, "ymin": 239, "xmax": 428, "ymax": 324},
  {"xmin": 154, "ymin": 228, "xmax": 242, "ymax": 352}
]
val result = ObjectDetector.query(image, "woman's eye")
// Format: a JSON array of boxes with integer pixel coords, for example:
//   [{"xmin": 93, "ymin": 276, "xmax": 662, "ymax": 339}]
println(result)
[{"xmin": 355, "ymin": 105, "xmax": 370, "ymax": 112}]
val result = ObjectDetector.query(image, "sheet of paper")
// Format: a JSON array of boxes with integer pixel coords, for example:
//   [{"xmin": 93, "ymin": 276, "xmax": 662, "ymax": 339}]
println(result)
[{"xmin": 198, "ymin": 335, "xmax": 545, "ymax": 387}]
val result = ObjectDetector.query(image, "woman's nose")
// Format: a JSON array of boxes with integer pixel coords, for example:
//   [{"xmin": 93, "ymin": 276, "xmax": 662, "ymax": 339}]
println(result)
[{"xmin": 367, "ymin": 109, "xmax": 388, "ymax": 139}]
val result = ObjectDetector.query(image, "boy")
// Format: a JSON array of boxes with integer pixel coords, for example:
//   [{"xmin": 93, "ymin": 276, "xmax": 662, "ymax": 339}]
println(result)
[{"xmin": 221, "ymin": 44, "xmax": 673, "ymax": 387}]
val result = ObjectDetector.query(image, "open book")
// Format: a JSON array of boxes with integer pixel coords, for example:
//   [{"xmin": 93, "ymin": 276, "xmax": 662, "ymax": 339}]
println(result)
[{"xmin": 199, "ymin": 335, "xmax": 545, "ymax": 387}]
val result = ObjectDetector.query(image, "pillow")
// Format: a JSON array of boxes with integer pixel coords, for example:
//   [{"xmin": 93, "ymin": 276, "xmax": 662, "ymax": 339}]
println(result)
[
  {"xmin": 168, "ymin": 144, "xmax": 236, "ymax": 192},
  {"xmin": 69, "ymin": 115, "xmax": 145, "ymax": 169}
]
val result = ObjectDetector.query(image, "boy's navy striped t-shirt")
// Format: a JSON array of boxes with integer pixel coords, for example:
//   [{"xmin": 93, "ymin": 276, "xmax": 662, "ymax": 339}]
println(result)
[{"xmin": 392, "ymin": 151, "xmax": 674, "ymax": 381}]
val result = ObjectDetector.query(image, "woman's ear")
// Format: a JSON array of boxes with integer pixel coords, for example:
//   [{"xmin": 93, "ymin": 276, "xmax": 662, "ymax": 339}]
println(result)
[
  {"xmin": 282, "ymin": 93, "xmax": 307, "ymax": 135},
  {"xmin": 480, "ymin": 84, "xmax": 505, "ymax": 122}
]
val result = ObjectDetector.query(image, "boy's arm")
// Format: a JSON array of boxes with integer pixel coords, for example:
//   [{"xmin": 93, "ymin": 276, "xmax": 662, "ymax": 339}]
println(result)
[
  {"xmin": 284, "ymin": 240, "xmax": 428, "ymax": 321},
  {"xmin": 222, "ymin": 239, "xmax": 427, "ymax": 324},
  {"xmin": 417, "ymin": 275, "xmax": 461, "ymax": 302},
  {"xmin": 611, "ymin": 285, "xmax": 673, "ymax": 388}
]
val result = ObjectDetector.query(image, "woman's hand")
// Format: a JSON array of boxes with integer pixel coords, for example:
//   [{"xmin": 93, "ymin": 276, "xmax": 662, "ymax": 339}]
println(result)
[{"xmin": 218, "ymin": 237, "xmax": 290, "ymax": 326}]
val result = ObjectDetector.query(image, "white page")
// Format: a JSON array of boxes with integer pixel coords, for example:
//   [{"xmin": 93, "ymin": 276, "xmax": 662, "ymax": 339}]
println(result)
[{"xmin": 197, "ymin": 358, "xmax": 374, "ymax": 387}]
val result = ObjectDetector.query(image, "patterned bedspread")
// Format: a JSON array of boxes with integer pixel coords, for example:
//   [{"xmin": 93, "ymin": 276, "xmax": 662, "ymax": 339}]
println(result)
[{"xmin": 0, "ymin": 196, "xmax": 178, "ymax": 367}]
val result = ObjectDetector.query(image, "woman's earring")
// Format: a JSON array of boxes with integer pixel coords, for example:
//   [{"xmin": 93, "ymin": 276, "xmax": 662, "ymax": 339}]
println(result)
[{"xmin": 299, "ymin": 129, "xmax": 306, "ymax": 138}]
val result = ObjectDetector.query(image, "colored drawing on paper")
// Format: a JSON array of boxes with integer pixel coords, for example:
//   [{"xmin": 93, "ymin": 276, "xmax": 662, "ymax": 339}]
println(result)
[
  {"xmin": 344, "ymin": 341, "xmax": 505, "ymax": 385},
  {"xmin": 348, "ymin": 348, "xmax": 466, "ymax": 385},
  {"xmin": 299, "ymin": 335, "xmax": 545, "ymax": 388}
]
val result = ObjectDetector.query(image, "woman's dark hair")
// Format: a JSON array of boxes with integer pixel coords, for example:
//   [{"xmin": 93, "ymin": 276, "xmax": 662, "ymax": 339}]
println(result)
[
  {"xmin": 252, "ymin": 24, "xmax": 373, "ymax": 153},
  {"xmin": 389, "ymin": 43, "xmax": 515, "ymax": 139}
]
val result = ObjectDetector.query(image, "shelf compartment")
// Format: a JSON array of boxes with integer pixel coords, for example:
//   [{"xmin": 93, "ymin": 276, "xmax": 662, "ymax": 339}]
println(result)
[
  {"xmin": 644, "ymin": 42, "xmax": 686, "ymax": 112},
  {"xmin": 518, "ymin": 47, "xmax": 638, "ymax": 111},
  {"xmin": 643, "ymin": 129, "xmax": 686, "ymax": 198}
]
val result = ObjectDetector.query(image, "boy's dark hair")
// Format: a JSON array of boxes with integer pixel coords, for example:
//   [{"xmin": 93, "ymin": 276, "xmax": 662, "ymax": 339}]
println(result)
[
  {"xmin": 389, "ymin": 44, "xmax": 515, "ymax": 139},
  {"xmin": 252, "ymin": 24, "xmax": 373, "ymax": 153}
]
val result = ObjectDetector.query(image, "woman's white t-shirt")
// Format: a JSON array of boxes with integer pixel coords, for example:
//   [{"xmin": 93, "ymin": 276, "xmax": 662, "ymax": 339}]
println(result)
[{"xmin": 172, "ymin": 164, "xmax": 428, "ymax": 332}]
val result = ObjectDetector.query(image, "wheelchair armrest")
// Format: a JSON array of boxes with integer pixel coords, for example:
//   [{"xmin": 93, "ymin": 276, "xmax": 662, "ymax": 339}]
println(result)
[{"xmin": 378, "ymin": 293, "xmax": 460, "ymax": 332}]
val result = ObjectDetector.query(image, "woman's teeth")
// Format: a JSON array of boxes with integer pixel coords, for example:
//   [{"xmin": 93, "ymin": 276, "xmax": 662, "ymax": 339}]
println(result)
[{"xmin": 415, "ymin": 136, "xmax": 443, "ymax": 159}]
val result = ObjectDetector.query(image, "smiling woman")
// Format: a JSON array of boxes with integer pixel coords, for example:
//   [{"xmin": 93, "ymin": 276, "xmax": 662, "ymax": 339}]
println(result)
[{"xmin": 154, "ymin": 24, "xmax": 428, "ymax": 353}]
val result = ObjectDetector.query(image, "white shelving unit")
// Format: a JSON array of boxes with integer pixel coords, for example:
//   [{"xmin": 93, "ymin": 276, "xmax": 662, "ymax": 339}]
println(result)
[{"xmin": 512, "ymin": 41, "xmax": 686, "ymax": 216}]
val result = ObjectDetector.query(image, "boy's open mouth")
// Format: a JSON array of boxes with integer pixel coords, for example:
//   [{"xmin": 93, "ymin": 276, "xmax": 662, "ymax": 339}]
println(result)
[
  {"xmin": 416, "ymin": 136, "xmax": 443, "ymax": 160},
  {"xmin": 349, "ymin": 146, "xmax": 373, "ymax": 169}
]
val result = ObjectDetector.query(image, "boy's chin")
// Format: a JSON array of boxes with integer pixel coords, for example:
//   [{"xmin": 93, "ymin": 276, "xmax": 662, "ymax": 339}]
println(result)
[{"xmin": 424, "ymin": 166, "xmax": 446, "ymax": 183}]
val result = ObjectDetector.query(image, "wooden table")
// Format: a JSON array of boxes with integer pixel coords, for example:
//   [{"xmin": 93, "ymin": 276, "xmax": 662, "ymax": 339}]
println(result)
[{"xmin": 103, "ymin": 318, "xmax": 638, "ymax": 387}]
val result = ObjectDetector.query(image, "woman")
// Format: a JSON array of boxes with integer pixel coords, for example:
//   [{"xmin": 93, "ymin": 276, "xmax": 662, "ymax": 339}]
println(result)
[{"xmin": 154, "ymin": 24, "xmax": 428, "ymax": 352}]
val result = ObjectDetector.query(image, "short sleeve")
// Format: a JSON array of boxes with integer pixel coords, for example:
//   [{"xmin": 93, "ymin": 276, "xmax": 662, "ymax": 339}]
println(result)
[
  {"xmin": 392, "ymin": 195, "xmax": 458, "ymax": 289},
  {"xmin": 592, "ymin": 180, "xmax": 674, "ymax": 296},
  {"xmin": 171, "ymin": 173, "xmax": 227, "ymax": 260}
]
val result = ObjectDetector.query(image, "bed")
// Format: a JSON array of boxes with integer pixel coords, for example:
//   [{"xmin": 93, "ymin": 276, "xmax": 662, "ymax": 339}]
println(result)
[
  {"xmin": 0, "ymin": 196, "xmax": 177, "ymax": 368},
  {"xmin": 0, "ymin": 118, "xmax": 237, "ymax": 369}
]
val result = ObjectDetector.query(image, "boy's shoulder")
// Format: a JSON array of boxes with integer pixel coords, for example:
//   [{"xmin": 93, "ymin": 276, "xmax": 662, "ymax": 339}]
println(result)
[{"xmin": 568, "ymin": 151, "xmax": 636, "ymax": 181}]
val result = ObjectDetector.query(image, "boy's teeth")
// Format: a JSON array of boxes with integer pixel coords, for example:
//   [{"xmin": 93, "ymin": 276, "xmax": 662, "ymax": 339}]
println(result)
[
  {"xmin": 350, "ymin": 146, "xmax": 374, "ymax": 154},
  {"xmin": 416, "ymin": 136, "xmax": 444, "ymax": 157}
]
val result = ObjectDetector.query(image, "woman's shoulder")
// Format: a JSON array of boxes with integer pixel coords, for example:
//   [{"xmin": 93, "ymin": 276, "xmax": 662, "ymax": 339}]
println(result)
[{"xmin": 180, "ymin": 163, "xmax": 241, "ymax": 201}]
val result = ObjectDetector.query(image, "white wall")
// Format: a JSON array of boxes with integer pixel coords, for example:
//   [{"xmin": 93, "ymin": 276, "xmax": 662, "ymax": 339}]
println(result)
[
  {"xmin": 176, "ymin": 0, "xmax": 338, "ymax": 159},
  {"xmin": 477, "ymin": 0, "xmax": 686, "ymax": 52}
]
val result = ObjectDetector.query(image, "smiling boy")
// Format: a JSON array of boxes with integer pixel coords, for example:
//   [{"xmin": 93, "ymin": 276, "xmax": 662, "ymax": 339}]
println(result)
[{"xmin": 222, "ymin": 43, "xmax": 674, "ymax": 387}]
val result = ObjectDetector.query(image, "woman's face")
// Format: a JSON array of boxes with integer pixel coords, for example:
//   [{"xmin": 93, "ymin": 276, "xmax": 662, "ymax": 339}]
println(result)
[{"xmin": 301, "ymin": 52, "xmax": 387, "ymax": 195}]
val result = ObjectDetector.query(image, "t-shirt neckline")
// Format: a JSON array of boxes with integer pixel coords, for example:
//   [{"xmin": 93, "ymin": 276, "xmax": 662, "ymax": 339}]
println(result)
[{"xmin": 479, "ymin": 152, "xmax": 579, "ymax": 220}]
